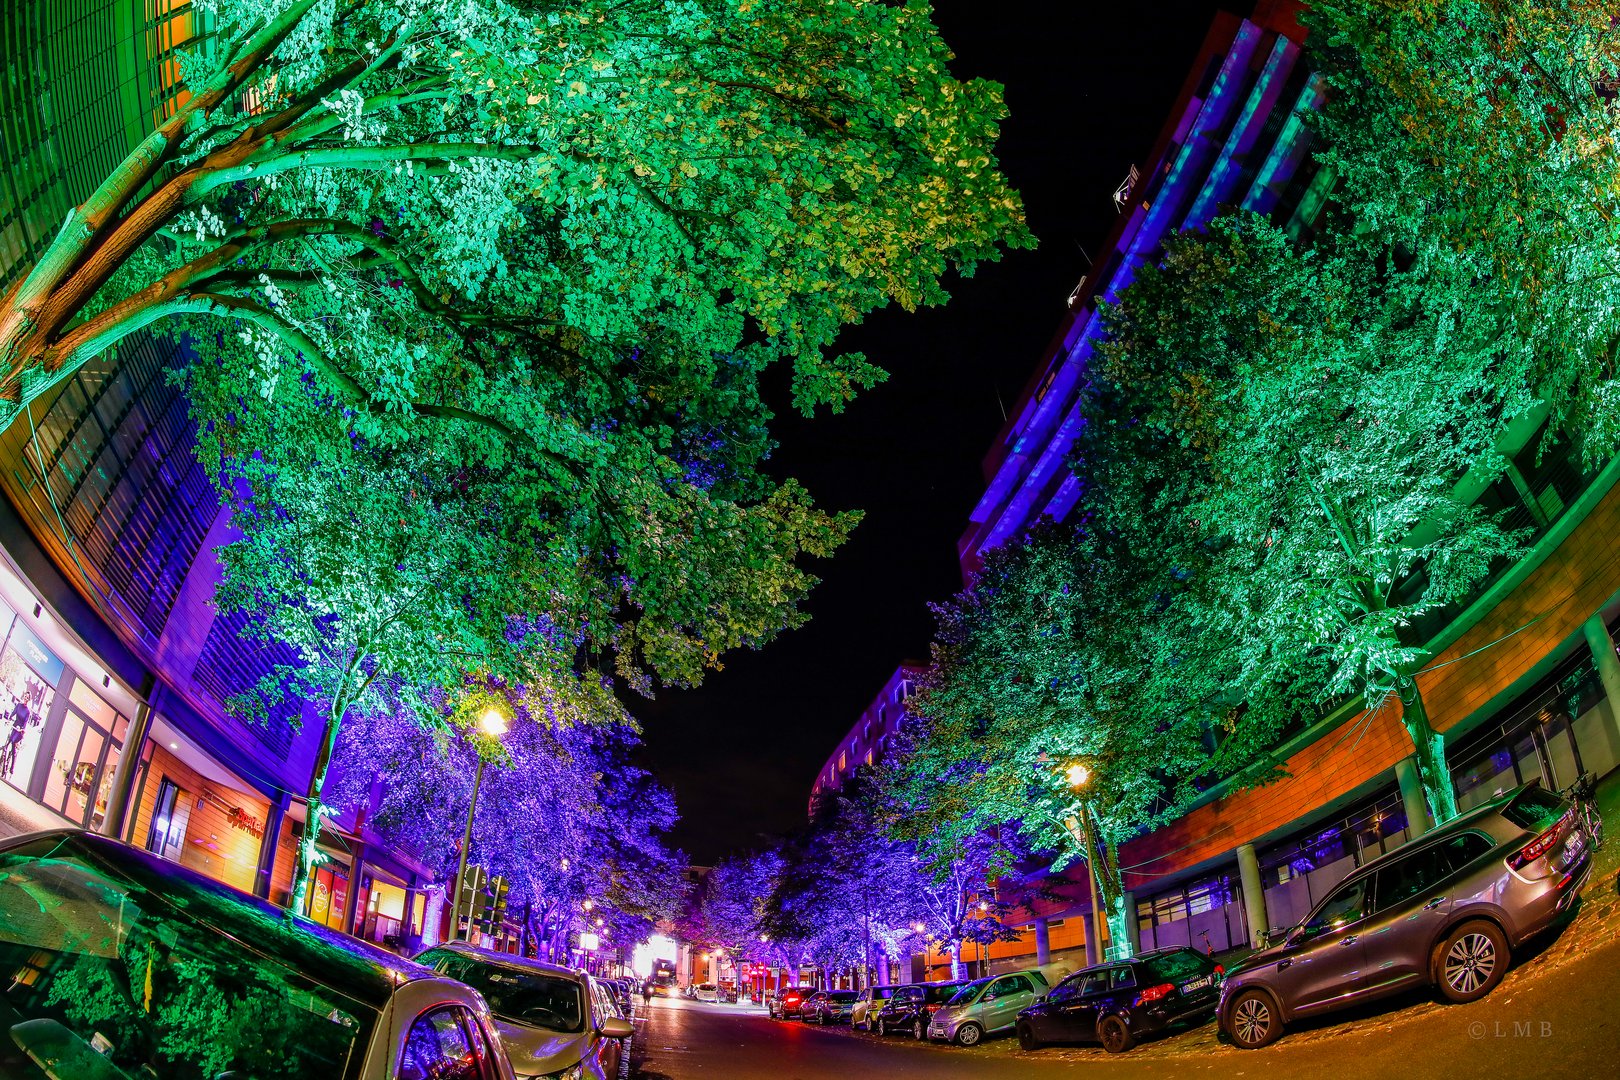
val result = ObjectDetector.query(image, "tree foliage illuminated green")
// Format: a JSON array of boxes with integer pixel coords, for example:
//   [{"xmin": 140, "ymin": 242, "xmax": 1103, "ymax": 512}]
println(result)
[{"xmin": 0, "ymin": 0, "xmax": 1030, "ymax": 910}]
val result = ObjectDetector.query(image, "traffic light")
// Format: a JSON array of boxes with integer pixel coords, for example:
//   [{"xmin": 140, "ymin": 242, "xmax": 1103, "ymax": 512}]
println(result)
[
  {"xmin": 471, "ymin": 875, "xmax": 509, "ymax": 935},
  {"xmin": 457, "ymin": 864, "xmax": 486, "ymax": 931}
]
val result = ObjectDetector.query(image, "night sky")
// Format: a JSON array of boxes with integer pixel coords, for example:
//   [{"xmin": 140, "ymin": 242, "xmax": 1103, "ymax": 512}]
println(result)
[{"xmin": 635, "ymin": 1, "xmax": 1226, "ymax": 864}]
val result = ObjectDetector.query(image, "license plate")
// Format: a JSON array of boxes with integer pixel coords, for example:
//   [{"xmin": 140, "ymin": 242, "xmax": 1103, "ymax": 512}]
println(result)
[{"xmin": 1181, "ymin": 975, "xmax": 1213, "ymax": 994}]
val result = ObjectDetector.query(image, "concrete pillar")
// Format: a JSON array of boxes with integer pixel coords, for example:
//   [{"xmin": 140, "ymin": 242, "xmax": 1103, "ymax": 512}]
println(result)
[
  {"xmin": 1083, "ymin": 918, "xmax": 1100, "ymax": 966},
  {"xmin": 1584, "ymin": 615, "xmax": 1620, "ymax": 751},
  {"xmin": 1033, "ymin": 918, "xmax": 1050, "ymax": 966},
  {"xmin": 1236, "ymin": 843, "xmax": 1268, "ymax": 948},
  {"xmin": 1396, "ymin": 756, "xmax": 1431, "ymax": 840},
  {"xmin": 254, "ymin": 795, "xmax": 288, "ymax": 901},
  {"xmin": 1119, "ymin": 891, "xmax": 1138, "ymax": 957}
]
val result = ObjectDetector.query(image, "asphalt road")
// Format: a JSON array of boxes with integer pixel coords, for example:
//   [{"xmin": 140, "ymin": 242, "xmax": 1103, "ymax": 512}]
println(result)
[{"xmin": 629, "ymin": 881, "xmax": 1620, "ymax": 1079}]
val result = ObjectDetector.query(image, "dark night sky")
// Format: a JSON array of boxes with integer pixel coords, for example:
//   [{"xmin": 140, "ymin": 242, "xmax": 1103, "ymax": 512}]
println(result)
[{"xmin": 635, "ymin": 1, "xmax": 1227, "ymax": 864}]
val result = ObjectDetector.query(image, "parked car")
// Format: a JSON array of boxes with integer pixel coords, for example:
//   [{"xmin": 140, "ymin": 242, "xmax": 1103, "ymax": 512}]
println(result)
[
  {"xmin": 874, "ymin": 980, "xmax": 969, "ymax": 1038},
  {"xmin": 929, "ymin": 969, "xmax": 1051, "ymax": 1045},
  {"xmin": 415, "ymin": 941, "xmax": 633, "ymax": 1079},
  {"xmin": 693, "ymin": 982, "xmax": 720, "ymax": 1003},
  {"xmin": 1017, "ymin": 948, "xmax": 1223, "ymax": 1053},
  {"xmin": 0, "ymin": 829, "xmax": 517, "ymax": 1080},
  {"xmin": 853, "ymin": 984, "xmax": 898, "ymax": 1031},
  {"xmin": 805, "ymin": 989, "xmax": 858, "ymax": 1024},
  {"xmin": 796, "ymin": 990, "xmax": 829, "ymax": 1020},
  {"xmin": 1220, "ymin": 783, "xmax": 1594, "ymax": 1049},
  {"xmin": 720, "ymin": 983, "xmax": 740, "ymax": 1003},
  {"xmin": 769, "ymin": 987, "xmax": 808, "ymax": 1019}
]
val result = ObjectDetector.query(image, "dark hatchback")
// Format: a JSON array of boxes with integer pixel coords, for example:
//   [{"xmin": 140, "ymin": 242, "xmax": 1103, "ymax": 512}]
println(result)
[
  {"xmin": 874, "ymin": 980, "xmax": 968, "ymax": 1039},
  {"xmin": 1017, "ymin": 948, "xmax": 1223, "ymax": 1053}
]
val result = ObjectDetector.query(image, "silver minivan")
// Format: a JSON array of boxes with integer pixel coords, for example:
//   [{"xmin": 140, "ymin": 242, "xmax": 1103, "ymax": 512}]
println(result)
[{"xmin": 928, "ymin": 969, "xmax": 1051, "ymax": 1045}]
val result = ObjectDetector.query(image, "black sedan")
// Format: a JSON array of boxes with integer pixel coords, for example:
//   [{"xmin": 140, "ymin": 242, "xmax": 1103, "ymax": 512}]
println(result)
[{"xmin": 1017, "ymin": 948, "xmax": 1223, "ymax": 1053}]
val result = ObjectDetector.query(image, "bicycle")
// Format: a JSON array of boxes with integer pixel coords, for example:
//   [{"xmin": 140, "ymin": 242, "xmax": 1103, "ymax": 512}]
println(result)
[{"xmin": 1560, "ymin": 771, "xmax": 1604, "ymax": 852}]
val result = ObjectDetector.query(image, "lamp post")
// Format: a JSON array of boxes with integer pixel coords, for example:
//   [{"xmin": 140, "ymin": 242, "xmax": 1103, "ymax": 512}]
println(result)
[
  {"xmin": 1061, "ymin": 762, "xmax": 1109, "ymax": 964},
  {"xmin": 449, "ymin": 707, "xmax": 508, "ymax": 942}
]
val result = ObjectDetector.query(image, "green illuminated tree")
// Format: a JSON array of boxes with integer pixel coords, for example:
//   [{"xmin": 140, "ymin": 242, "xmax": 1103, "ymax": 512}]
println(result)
[
  {"xmin": 897, "ymin": 526, "xmax": 1238, "ymax": 959},
  {"xmin": 0, "ymin": 0, "xmax": 1029, "ymax": 911},
  {"xmin": 1309, "ymin": 0, "xmax": 1620, "ymax": 458},
  {"xmin": 1090, "ymin": 215, "xmax": 1532, "ymax": 826}
]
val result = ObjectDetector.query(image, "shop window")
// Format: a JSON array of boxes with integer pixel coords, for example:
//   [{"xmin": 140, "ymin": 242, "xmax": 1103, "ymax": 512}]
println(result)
[
  {"xmin": 0, "ymin": 622, "xmax": 60, "ymax": 793},
  {"xmin": 43, "ymin": 679, "xmax": 127, "ymax": 830}
]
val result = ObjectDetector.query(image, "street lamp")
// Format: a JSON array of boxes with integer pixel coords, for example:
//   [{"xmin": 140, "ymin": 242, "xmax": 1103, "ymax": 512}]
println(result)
[
  {"xmin": 449, "ymin": 707, "xmax": 508, "ymax": 942},
  {"xmin": 1061, "ymin": 761, "xmax": 1108, "ymax": 964}
]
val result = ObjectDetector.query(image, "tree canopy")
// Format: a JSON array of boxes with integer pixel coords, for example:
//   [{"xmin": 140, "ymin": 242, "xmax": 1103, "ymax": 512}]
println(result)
[{"xmin": 0, "ymin": 0, "xmax": 1031, "ymax": 904}]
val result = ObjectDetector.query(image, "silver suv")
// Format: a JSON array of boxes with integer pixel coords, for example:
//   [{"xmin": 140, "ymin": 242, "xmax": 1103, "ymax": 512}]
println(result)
[{"xmin": 1219, "ymin": 783, "xmax": 1593, "ymax": 1049}]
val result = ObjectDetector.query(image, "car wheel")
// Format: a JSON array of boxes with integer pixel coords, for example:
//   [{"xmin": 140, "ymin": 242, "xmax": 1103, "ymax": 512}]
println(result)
[
  {"xmin": 1437, "ymin": 920, "xmax": 1509, "ymax": 1003},
  {"xmin": 955, "ymin": 1022, "xmax": 984, "ymax": 1047},
  {"xmin": 1098, "ymin": 1015, "xmax": 1135, "ymax": 1054},
  {"xmin": 1227, "ymin": 989, "xmax": 1283, "ymax": 1049},
  {"xmin": 1017, "ymin": 1021, "xmax": 1042, "ymax": 1052},
  {"xmin": 912, "ymin": 1018, "xmax": 926, "ymax": 1040},
  {"xmin": 864, "ymin": 1016, "xmax": 876, "ymax": 1034}
]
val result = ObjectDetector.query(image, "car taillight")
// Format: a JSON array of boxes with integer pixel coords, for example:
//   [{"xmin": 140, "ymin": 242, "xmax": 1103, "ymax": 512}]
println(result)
[
  {"xmin": 1509, "ymin": 814, "xmax": 1569, "ymax": 870},
  {"xmin": 925, "ymin": 1003, "xmax": 944, "ymax": 1013},
  {"xmin": 1133, "ymin": 983, "xmax": 1175, "ymax": 1007}
]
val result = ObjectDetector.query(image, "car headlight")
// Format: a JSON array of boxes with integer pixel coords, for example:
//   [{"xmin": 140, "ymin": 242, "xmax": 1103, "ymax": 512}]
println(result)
[{"xmin": 532, "ymin": 1065, "xmax": 583, "ymax": 1080}]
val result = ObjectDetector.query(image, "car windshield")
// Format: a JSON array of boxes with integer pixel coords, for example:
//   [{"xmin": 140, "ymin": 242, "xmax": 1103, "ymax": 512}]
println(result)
[
  {"xmin": 427, "ymin": 954, "xmax": 584, "ymax": 1032},
  {"xmin": 827, "ymin": 991, "xmax": 857, "ymax": 1002},
  {"xmin": 925, "ymin": 983, "xmax": 965, "ymax": 1003},
  {"xmin": 1146, "ymin": 950, "xmax": 1214, "ymax": 982},
  {"xmin": 0, "ymin": 836, "xmax": 375, "ymax": 1079},
  {"xmin": 946, "ymin": 979, "xmax": 990, "ymax": 1006},
  {"xmin": 1503, "ymin": 787, "xmax": 1568, "ymax": 831}
]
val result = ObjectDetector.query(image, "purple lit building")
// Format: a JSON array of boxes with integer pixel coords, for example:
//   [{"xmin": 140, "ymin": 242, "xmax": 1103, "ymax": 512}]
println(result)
[
  {"xmin": 810, "ymin": 663, "xmax": 925, "ymax": 814},
  {"xmin": 0, "ymin": 3, "xmax": 449, "ymax": 952}
]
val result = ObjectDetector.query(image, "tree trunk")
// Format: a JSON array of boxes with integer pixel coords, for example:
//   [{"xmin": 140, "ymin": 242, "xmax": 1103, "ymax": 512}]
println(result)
[
  {"xmin": 1398, "ymin": 677, "xmax": 1458, "ymax": 826},
  {"xmin": 289, "ymin": 705, "xmax": 344, "ymax": 917},
  {"xmin": 948, "ymin": 939, "xmax": 963, "ymax": 980},
  {"xmin": 1075, "ymin": 803, "xmax": 1135, "ymax": 961}
]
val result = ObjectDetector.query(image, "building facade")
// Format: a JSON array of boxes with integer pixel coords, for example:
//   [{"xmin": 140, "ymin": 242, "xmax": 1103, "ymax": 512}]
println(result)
[
  {"xmin": 810, "ymin": 662, "xmax": 925, "ymax": 813},
  {"xmin": 0, "ymin": 0, "xmax": 463, "ymax": 953}
]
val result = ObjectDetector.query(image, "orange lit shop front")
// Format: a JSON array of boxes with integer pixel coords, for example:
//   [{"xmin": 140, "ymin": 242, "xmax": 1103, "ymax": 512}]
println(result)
[{"xmin": 126, "ymin": 721, "xmax": 270, "ymax": 895}]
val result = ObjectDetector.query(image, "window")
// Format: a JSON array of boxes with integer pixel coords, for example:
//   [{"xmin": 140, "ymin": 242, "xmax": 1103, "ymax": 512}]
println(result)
[
  {"xmin": 398, "ymin": 1006, "xmax": 485, "ymax": 1080},
  {"xmin": 1046, "ymin": 974, "xmax": 1084, "ymax": 1003},
  {"xmin": 1503, "ymin": 787, "xmax": 1567, "ymax": 831},
  {"xmin": 1372, "ymin": 847, "xmax": 1450, "ymax": 914},
  {"xmin": 1303, "ymin": 876, "xmax": 1372, "ymax": 936},
  {"xmin": 1108, "ymin": 966, "xmax": 1137, "ymax": 990},
  {"xmin": 0, "ymin": 834, "xmax": 373, "ymax": 1079},
  {"xmin": 1438, "ymin": 831, "xmax": 1494, "ymax": 872},
  {"xmin": 1076, "ymin": 971, "xmax": 1110, "ymax": 997},
  {"xmin": 1145, "ymin": 950, "xmax": 1215, "ymax": 983},
  {"xmin": 992, "ymin": 975, "xmax": 1032, "ymax": 997},
  {"xmin": 417, "ymin": 953, "xmax": 585, "ymax": 1032}
]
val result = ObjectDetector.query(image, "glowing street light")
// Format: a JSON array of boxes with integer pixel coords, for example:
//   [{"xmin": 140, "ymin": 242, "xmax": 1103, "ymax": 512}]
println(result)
[
  {"xmin": 479, "ymin": 707, "xmax": 509, "ymax": 738},
  {"xmin": 583, "ymin": 899, "xmax": 595, "ymax": 912},
  {"xmin": 1060, "ymin": 760, "xmax": 1108, "ymax": 963},
  {"xmin": 450, "ymin": 705, "xmax": 508, "ymax": 942},
  {"xmin": 1065, "ymin": 762, "xmax": 1090, "ymax": 789}
]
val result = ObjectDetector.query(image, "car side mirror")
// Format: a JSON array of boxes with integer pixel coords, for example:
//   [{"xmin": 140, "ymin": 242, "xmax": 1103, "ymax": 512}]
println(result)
[{"xmin": 599, "ymin": 1016, "xmax": 635, "ymax": 1039}]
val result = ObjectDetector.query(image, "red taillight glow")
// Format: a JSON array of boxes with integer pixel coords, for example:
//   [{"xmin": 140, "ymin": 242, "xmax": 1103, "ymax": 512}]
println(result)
[
  {"xmin": 1510, "ymin": 813, "xmax": 1569, "ymax": 870},
  {"xmin": 1213, "ymin": 965, "xmax": 1225, "ymax": 976},
  {"xmin": 1133, "ymin": 983, "xmax": 1175, "ymax": 1007},
  {"xmin": 925, "ymin": 1003, "xmax": 944, "ymax": 1013}
]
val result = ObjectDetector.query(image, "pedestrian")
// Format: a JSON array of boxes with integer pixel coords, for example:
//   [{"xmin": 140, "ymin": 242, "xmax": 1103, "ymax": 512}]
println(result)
[{"xmin": 641, "ymin": 980, "xmax": 654, "ymax": 1009}]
